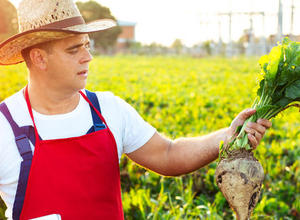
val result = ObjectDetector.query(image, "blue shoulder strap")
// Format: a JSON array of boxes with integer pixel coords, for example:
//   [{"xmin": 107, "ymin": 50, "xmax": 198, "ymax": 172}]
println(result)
[
  {"xmin": 0, "ymin": 102, "xmax": 33, "ymax": 220},
  {"xmin": 0, "ymin": 102, "xmax": 33, "ymax": 161},
  {"xmin": 85, "ymin": 90, "xmax": 106, "ymax": 132}
]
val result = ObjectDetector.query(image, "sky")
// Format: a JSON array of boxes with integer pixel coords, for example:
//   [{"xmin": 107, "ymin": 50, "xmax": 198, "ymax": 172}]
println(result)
[{"xmin": 9, "ymin": 0, "xmax": 300, "ymax": 46}]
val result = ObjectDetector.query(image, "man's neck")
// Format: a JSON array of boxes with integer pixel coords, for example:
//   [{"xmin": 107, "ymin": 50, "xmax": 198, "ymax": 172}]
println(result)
[{"xmin": 26, "ymin": 83, "xmax": 81, "ymax": 115}]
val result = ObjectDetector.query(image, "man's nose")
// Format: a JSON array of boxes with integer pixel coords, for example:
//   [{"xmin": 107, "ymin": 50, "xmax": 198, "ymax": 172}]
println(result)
[{"xmin": 80, "ymin": 48, "xmax": 93, "ymax": 63}]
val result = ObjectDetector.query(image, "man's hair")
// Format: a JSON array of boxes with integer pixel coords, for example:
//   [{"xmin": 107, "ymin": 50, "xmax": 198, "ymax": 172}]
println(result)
[{"xmin": 21, "ymin": 41, "xmax": 54, "ymax": 68}]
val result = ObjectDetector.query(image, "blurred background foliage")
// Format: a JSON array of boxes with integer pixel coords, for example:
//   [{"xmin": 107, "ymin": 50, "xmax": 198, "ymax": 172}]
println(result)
[{"xmin": 0, "ymin": 0, "xmax": 18, "ymax": 43}]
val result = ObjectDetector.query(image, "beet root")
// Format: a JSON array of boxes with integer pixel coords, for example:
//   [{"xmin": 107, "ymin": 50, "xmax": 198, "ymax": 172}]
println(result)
[{"xmin": 215, "ymin": 150, "xmax": 264, "ymax": 220}]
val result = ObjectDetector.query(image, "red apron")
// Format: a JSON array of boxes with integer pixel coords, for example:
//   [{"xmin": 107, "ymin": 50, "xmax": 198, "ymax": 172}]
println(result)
[{"xmin": 20, "ymin": 87, "xmax": 124, "ymax": 220}]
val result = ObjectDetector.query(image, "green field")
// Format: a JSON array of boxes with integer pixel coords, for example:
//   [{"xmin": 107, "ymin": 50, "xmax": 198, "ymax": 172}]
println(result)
[{"xmin": 0, "ymin": 56, "xmax": 299, "ymax": 219}]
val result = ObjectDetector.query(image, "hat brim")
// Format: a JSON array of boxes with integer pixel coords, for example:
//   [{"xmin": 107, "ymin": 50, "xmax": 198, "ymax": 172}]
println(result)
[{"xmin": 0, "ymin": 19, "xmax": 116, "ymax": 65}]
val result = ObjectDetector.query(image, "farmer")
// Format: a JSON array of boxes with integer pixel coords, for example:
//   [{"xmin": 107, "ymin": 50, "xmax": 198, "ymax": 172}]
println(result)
[{"xmin": 0, "ymin": 0, "xmax": 272, "ymax": 219}]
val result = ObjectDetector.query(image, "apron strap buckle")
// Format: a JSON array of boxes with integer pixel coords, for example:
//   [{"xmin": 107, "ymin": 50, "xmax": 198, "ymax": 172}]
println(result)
[
  {"xmin": 94, "ymin": 123, "xmax": 106, "ymax": 131},
  {"xmin": 16, "ymin": 134, "xmax": 33, "ymax": 160}
]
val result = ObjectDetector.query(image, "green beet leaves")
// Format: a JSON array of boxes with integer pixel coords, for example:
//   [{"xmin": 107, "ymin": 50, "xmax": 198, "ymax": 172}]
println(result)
[{"xmin": 220, "ymin": 38, "xmax": 300, "ymax": 158}]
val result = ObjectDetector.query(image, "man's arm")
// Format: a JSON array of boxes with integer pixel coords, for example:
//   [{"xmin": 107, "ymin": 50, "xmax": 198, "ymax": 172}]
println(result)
[{"xmin": 126, "ymin": 108, "xmax": 272, "ymax": 176}]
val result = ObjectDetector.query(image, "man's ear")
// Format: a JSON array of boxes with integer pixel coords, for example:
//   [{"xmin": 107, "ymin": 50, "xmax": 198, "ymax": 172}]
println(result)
[{"xmin": 29, "ymin": 48, "xmax": 48, "ymax": 70}]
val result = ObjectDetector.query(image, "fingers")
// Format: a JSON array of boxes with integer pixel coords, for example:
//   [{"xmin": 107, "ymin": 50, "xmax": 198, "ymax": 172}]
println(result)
[
  {"xmin": 230, "ymin": 108, "xmax": 272, "ymax": 149},
  {"xmin": 245, "ymin": 126, "xmax": 261, "ymax": 149},
  {"xmin": 257, "ymin": 118, "xmax": 272, "ymax": 128},
  {"xmin": 246, "ymin": 119, "xmax": 272, "ymax": 135},
  {"xmin": 246, "ymin": 122, "xmax": 266, "ymax": 135},
  {"xmin": 229, "ymin": 108, "xmax": 256, "ymax": 136},
  {"xmin": 237, "ymin": 108, "xmax": 256, "ymax": 121},
  {"xmin": 245, "ymin": 127, "xmax": 262, "ymax": 140},
  {"xmin": 248, "ymin": 133, "xmax": 258, "ymax": 149},
  {"xmin": 245, "ymin": 118, "xmax": 272, "ymax": 149}
]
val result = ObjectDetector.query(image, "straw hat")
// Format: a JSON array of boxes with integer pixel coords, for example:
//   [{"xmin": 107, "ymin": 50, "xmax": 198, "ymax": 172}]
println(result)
[{"xmin": 0, "ymin": 0, "xmax": 116, "ymax": 65}]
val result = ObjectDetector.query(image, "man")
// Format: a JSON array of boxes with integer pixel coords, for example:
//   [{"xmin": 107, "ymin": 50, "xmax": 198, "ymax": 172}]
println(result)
[{"xmin": 0, "ymin": 0, "xmax": 271, "ymax": 219}]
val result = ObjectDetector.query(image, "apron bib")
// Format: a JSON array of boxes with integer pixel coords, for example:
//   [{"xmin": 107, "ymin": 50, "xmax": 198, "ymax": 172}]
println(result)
[{"xmin": 19, "ymin": 87, "xmax": 124, "ymax": 220}]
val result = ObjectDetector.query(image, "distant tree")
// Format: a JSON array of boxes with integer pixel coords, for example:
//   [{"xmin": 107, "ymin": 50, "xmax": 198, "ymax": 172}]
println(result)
[
  {"xmin": 76, "ymin": 1, "xmax": 121, "ymax": 51},
  {"xmin": 202, "ymin": 40, "xmax": 212, "ymax": 55},
  {"xmin": 0, "ymin": 0, "xmax": 18, "ymax": 42},
  {"xmin": 127, "ymin": 41, "xmax": 142, "ymax": 53},
  {"xmin": 171, "ymin": 39, "xmax": 183, "ymax": 54}
]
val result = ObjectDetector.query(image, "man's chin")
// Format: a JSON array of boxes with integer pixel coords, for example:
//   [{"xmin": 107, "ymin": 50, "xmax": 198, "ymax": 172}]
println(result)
[
  {"xmin": 71, "ymin": 81, "xmax": 87, "ymax": 93},
  {"xmin": 77, "ymin": 85, "xmax": 86, "ymax": 92}
]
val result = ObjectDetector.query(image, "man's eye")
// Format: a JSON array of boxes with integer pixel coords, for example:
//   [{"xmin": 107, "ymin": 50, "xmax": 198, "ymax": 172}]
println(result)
[
  {"xmin": 69, "ymin": 49, "xmax": 78, "ymax": 54},
  {"xmin": 85, "ymin": 44, "xmax": 90, "ymax": 50}
]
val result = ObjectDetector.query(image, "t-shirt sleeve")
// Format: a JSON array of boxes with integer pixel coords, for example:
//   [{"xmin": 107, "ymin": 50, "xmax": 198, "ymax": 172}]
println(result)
[{"xmin": 114, "ymin": 95, "xmax": 156, "ymax": 154}]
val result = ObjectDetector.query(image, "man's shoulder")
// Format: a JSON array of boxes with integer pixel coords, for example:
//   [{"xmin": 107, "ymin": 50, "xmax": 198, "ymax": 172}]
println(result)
[
  {"xmin": 0, "ymin": 92, "xmax": 22, "ymax": 145},
  {"xmin": 93, "ymin": 90, "xmax": 114, "ymax": 98},
  {"xmin": 92, "ymin": 90, "xmax": 120, "ymax": 105},
  {"xmin": 93, "ymin": 91, "xmax": 133, "ymax": 111},
  {"xmin": 89, "ymin": 90, "xmax": 134, "ymax": 117},
  {"xmin": 1, "ymin": 89, "xmax": 26, "ymax": 115},
  {"xmin": 0, "ymin": 89, "xmax": 31, "ymax": 127},
  {"xmin": 1, "ymin": 89, "xmax": 24, "ymax": 107}
]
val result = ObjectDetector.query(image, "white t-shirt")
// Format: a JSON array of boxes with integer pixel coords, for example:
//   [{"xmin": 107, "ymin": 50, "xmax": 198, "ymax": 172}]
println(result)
[{"xmin": 0, "ymin": 89, "xmax": 156, "ymax": 219}]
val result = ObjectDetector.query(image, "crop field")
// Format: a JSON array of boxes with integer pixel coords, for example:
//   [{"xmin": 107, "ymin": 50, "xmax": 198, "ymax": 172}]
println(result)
[{"xmin": 0, "ymin": 56, "xmax": 299, "ymax": 219}]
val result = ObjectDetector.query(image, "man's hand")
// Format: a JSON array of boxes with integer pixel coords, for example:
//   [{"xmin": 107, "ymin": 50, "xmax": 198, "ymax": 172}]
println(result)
[{"xmin": 228, "ymin": 108, "xmax": 272, "ymax": 149}]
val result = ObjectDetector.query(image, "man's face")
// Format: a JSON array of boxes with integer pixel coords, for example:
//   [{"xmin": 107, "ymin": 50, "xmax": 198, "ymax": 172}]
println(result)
[{"xmin": 45, "ymin": 34, "xmax": 92, "ymax": 93}]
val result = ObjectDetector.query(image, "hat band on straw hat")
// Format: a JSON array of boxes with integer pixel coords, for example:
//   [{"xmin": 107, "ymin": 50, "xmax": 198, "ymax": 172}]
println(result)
[{"xmin": 38, "ymin": 16, "xmax": 85, "ymax": 30}]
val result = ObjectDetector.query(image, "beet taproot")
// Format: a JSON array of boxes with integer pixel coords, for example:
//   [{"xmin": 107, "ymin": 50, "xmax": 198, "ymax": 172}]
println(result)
[{"xmin": 216, "ymin": 149, "xmax": 264, "ymax": 220}]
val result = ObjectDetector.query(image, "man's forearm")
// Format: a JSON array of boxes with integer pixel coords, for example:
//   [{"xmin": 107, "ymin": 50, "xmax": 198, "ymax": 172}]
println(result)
[
  {"xmin": 127, "ymin": 109, "xmax": 269, "ymax": 178},
  {"xmin": 165, "ymin": 127, "xmax": 230, "ymax": 176}
]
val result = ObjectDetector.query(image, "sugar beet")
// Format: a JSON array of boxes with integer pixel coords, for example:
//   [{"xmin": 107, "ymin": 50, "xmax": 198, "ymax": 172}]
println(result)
[{"xmin": 215, "ymin": 150, "xmax": 264, "ymax": 220}]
